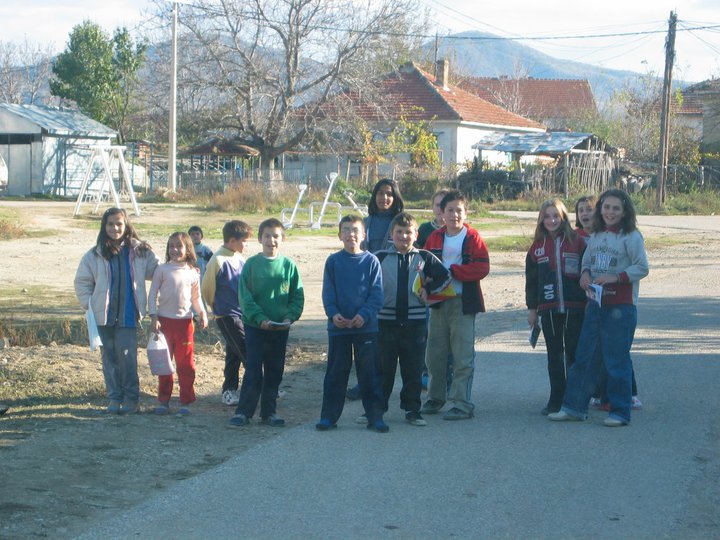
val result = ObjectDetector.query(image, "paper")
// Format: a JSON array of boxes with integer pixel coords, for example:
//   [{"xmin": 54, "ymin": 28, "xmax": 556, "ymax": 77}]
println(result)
[
  {"xmin": 268, "ymin": 320, "xmax": 291, "ymax": 329},
  {"xmin": 586, "ymin": 283, "xmax": 603, "ymax": 306},
  {"xmin": 85, "ymin": 310, "xmax": 102, "ymax": 351}
]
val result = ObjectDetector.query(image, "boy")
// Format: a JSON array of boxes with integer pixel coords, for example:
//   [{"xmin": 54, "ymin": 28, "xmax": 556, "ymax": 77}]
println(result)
[
  {"xmin": 421, "ymin": 190, "xmax": 490, "ymax": 421},
  {"xmin": 188, "ymin": 225, "xmax": 214, "ymax": 280},
  {"xmin": 229, "ymin": 218, "xmax": 304, "ymax": 427},
  {"xmin": 201, "ymin": 220, "xmax": 251, "ymax": 406},
  {"xmin": 315, "ymin": 215, "xmax": 388, "ymax": 433},
  {"xmin": 415, "ymin": 189, "xmax": 448, "ymax": 249},
  {"xmin": 376, "ymin": 212, "xmax": 450, "ymax": 426}
]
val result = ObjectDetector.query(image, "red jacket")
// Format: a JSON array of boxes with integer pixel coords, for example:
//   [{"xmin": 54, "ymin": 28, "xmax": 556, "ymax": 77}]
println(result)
[{"xmin": 424, "ymin": 224, "xmax": 490, "ymax": 314}]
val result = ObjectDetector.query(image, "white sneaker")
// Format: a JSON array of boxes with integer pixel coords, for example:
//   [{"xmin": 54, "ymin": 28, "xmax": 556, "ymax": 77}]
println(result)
[
  {"xmin": 548, "ymin": 410, "xmax": 582, "ymax": 422},
  {"xmin": 222, "ymin": 389, "xmax": 239, "ymax": 406},
  {"xmin": 355, "ymin": 414, "xmax": 368, "ymax": 424},
  {"xmin": 631, "ymin": 396, "xmax": 643, "ymax": 410},
  {"xmin": 589, "ymin": 397, "xmax": 602, "ymax": 409}
]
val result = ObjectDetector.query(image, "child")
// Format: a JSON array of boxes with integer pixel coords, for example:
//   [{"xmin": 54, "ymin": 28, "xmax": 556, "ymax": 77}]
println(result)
[
  {"xmin": 376, "ymin": 212, "xmax": 450, "ymax": 426},
  {"xmin": 346, "ymin": 178, "xmax": 406, "ymax": 401},
  {"xmin": 316, "ymin": 215, "xmax": 388, "ymax": 433},
  {"xmin": 574, "ymin": 195, "xmax": 597, "ymax": 237},
  {"xmin": 228, "ymin": 218, "xmax": 304, "ymax": 427},
  {"xmin": 415, "ymin": 188, "xmax": 448, "ymax": 249},
  {"xmin": 188, "ymin": 225, "xmax": 214, "ymax": 280},
  {"xmin": 201, "ymin": 220, "xmax": 251, "ymax": 406},
  {"xmin": 148, "ymin": 232, "xmax": 209, "ymax": 416},
  {"xmin": 74, "ymin": 207, "xmax": 159, "ymax": 414},
  {"xmin": 549, "ymin": 189, "xmax": 649, "ymax": 427},
  {"xmin": 421, "ymin": 190, "xmax": 490, "ymax": 421},
  {"xmin": 525, "ymin": 199, "xmax": 586, "ymax": 415}
]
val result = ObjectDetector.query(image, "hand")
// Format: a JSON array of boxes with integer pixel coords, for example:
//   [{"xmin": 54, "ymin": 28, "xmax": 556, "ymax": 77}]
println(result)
[
  {"xmin": 332, "ymin": 313, "xmax": 350, "ymax": 328},
  {"xmin": 527, "ymin": 309, "xmax": 537, "ymax": 328},
  {"xmin": 418, "ymin": 288, "xmax": 429, "ymax": 303},
  {"xmin": 150, "ymin": 317, "xmax": 161, "ymax": 333},
  {"xmin": 579, "ymin": 272, "xmax": 592, "ymax": 291},
  {"xmin": 350, "ymin": 314, "xmax": 365, "ymax": 328},
  {"xmin": 198, "ymin": 312, "xmax": 208, "ymax": 330},
  {"xmin": 593, "ymin": 274, "xmax": 619, "ymax": 285},
  {"xmin": 260, "ymin": 320, "xmax": 272, "ymax": 330}
]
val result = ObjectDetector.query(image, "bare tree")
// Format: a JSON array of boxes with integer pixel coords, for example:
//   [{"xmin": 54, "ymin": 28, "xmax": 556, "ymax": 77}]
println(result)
[
  {"xmin": 0, "ymin": 39, "xmax": 53, "ymax": 105},
  {"xmin": 162, "ymin": 0, "xmax": 427, "ymax": 167}
]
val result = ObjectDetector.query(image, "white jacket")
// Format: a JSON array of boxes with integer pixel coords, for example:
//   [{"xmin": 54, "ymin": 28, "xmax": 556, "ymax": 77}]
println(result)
[{"xmin": 74, "ymin": 239, "xmax": 159, "ymax": 326}]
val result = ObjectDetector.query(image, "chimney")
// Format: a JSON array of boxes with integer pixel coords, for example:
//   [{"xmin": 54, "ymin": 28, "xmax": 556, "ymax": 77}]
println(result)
[{"xmin": 436, "ymin": 59, "xmax": 449, "ymax": 90}]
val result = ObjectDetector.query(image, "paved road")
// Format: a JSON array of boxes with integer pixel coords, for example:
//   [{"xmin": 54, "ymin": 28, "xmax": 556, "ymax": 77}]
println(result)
[{"xmin": 76, "ymin": 215, "xmax": 720, "ymax": 539}]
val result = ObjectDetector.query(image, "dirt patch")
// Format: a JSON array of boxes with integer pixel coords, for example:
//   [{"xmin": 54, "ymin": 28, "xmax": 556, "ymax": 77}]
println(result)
[{"xmin": 1, "ymin": 201, "xmax": 719, "ymax": 539}]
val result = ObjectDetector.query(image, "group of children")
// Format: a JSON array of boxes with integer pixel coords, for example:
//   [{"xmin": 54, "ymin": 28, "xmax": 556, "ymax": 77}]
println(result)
[{"xmin": 73, "ymin": 180, "xmax": 647, "ymax": 430}]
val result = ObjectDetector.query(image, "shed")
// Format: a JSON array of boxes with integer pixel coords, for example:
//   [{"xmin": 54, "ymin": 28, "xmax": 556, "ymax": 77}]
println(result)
[{"xmin": 0, "ymin": 103, "xmax": 116, "ymax": 196}]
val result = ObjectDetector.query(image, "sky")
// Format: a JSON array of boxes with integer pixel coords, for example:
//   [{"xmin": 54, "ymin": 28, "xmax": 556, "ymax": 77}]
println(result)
[{"xmin": 2, "ymin": 0, "xmax": 719, "ymax": 83}]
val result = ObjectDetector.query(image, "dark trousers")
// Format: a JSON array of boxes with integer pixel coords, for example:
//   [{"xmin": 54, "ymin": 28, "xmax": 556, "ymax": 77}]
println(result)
[
  {"xmin": 320, "ymin": 332, "xmax": 385, "ymax": 424},
  {"xmin": 215, "ymin": 315, "xmax": 246, "ymax": 392},
  {"xmin": 379, "ymin": 321, "xmax": 426, "ymax": 413},
  {"xmin": 235, "ymin": 325, "xmax": 289, "ymax": 419},
  {"xmin": 541, "ymin": 311, "xmax": 583, "ymax": 411}
]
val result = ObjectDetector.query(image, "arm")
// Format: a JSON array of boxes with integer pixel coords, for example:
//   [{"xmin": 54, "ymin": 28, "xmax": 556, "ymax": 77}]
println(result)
[
  {"xmin": 524, "ymin": 249, "xmax": 539, "ymax": 327},
  {"xmin": 238, "ymin": 260, "xmax": 266, "ymax": 327},
  {"xmin": 354, "ymin": 256, "xmax": 383, "ymax": 328},
  {"xmin": 201, "ymin": 257, "xmax": 218, "ymax": 313},
  {"xmin": 450, "ymin": 233, "xmax": 490, "ymax": 282},
  {"xmin": 190, "ymin": 272, "xmax": 208, "ymax": 329},
  {"xmin": 322, "ymin": 255, "xmax": 350, "ymax": 328},
  {"xmin": 74, "ymin": 250, "xmax": 97, "ymax": 310},
  {"xmin": 286, "ymin": 261, "xmax": 304, "ymax": 323},
  {"xmin": 618, "ymin": 231, "xmax": 649, "ymax": 283}
]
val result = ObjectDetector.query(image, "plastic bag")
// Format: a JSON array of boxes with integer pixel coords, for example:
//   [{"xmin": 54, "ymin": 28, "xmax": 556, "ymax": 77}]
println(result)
[
  {"xmin": 147, "ymin": 332, "xmax": 175, "ymax": 376},
  {"xmin": 86, "ymin": 310, "xmax": 102, "ymax": 351}
]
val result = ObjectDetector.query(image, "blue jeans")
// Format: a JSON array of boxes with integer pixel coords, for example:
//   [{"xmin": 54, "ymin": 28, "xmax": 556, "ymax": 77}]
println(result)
[
  {"xmin": 320, "ymin": 332, "xmax": 385, "ymax": 424},
  {"xmin": 97, "ymin": 326, "xmax": 139, "ymax": 404},
  {"xmin": 562, "ymin": 303, "xmax": 637, "ymax": 423},
  {"xmin": 235, "ymin": 325, "xmax": 289, "ymax": 419}
]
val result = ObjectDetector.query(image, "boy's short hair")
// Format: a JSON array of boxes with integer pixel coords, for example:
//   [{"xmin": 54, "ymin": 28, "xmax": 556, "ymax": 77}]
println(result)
[
  {"xmin": 390, "ymin": 211, "xmax": 418, "ymax": 231},
  {"xmin": 188, "ymin": 225, "xmax": 204, "ymax": 238},
  {"xmin": 222, "ymin": 220, "xmax": 251, "ymax": 243},
  {"xmin": 338, "ymin": 214, "xmax": 364, "ymax": 234},
  {"xmin": 440, "ymin": 189, "xmax": 468, "ymax": 211},
  {"xmin": 258, "ymin": 217, "xmax": 285, "ymax": 238}
]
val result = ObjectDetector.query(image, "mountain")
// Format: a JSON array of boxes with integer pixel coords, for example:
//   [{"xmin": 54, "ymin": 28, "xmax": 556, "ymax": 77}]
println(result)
[{"xmin": 424, "ymin": 31, "xmax": 665, "ymax": 103}]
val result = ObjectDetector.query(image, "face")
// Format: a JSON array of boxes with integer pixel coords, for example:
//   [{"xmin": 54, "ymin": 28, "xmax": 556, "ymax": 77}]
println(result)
[
  {"xmin": 432, "ymin": 195, "xmax": 445, "ymax": 223},
  {"xmin": 443, "ymin": 199, "xmax": 466, "ymax": 235},
  {"xmin": 339, "ymin": 221, "xmax": 365, "ymax": 253},
  {"xmin": 189, "ymin": 231, "xmax": 203, "ymax": 245},
  {"xmin": 543, "ymin": 206, "xmax": 562, "ymax": 234},
  {"xmin": 105, "ymin": 213, "xmax": 126, "ymax": 242},
  {"xmin": 577, "ymin": 201, "xmax": 594, "ymax": 230},
  {"xmin": 375, "ymin": 184, "xmax": 394, "ymax": 212},
  {"xmin": 260, "ymin": 226, "xmax": 284, "ymax": 256},
  {"xmin": 601, "ymin": 196, "xmax": 625, "ymax": 227},
  {"xmin": 168, "ymin": 237, "xmax": 187, "ymax": 262},
  {"xmin": 227, "ymin": 237, "xmax": 247, "ymax": 254},
  {"xmin": 392, "ymin": 224, "xmax": 417, "ymax": 254}
]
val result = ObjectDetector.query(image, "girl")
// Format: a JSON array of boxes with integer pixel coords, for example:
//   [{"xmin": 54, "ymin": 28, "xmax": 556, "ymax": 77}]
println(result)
[
  {"xmin": 574, "ymin": 195, "xmax": 597, "ymax": 237},
  {"xmin": 148, "ymin": 232, "xmax": 208, "ymax": 416},
  {"xmin": 549, "ymin": 189, "xmax": 649, "ymax": 427},
  {"xmin": 362, "ymin": 178, "xmax": 405, "ymax": 253},
  {"xmin": 74, "ymin": 207, "xmax": 159, "ymax": 414},
  {"xmin": 525, "ymin": 199, "xmax": 586, "ymax": 415}
]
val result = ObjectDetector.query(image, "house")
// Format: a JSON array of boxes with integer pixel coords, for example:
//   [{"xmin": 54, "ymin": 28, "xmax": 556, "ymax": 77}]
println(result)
[
  {"xmin": 679, "ymin": 79, "xmax": 720, "ymax": 152},
  {"xmin": 289, "ymin": 60, "xmax": 545, "ymax": 182},
  {"xmin": 457, "ymin": 77, "xmax": 598, "ymax": 130},
  {"xmin": 0, "ymin": 104, "xmax": 116, "ymax": 196}
]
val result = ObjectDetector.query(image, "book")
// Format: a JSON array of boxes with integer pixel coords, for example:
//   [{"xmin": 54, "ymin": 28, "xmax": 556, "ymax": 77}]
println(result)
[
  {"xmin": 586, "ymin": 283, "xmax": 603, "ymax": 306},
  {"xmin": 529, "ymin": 324, "xmax": 541, "ymax": 348}
]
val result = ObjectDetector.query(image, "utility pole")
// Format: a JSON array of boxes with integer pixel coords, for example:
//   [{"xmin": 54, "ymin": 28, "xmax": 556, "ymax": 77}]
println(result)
[{"xmin": 656, "ymin": 11, "xmax": 677, "ymax": 207}]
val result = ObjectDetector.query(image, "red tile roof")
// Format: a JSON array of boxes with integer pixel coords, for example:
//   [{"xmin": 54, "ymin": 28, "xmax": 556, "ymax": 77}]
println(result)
[
  {"xmin": 319, "ymin": 63, "xmax": 544, "ymax": 130},
  {"xmin": 457, "ymin": 77, "xmax": 597, "ymax": 121}
]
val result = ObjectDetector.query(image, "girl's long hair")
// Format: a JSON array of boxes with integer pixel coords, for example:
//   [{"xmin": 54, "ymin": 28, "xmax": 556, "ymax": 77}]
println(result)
[
  {"xmin": 165, "ymin": 232, "xmax": 197, "ymax": 264},
  {"xmin": 592, "ymin": 189, "xmax": 638, "ymax": 233},
  {"xmin": 97, "ymin": 207, "xmax": 144, "ymax": 259},
  {"xmin": 367, "ymin": 178, "xmax": 405, "ymax": 216},
  {"xmin": 574, "ymin": 195, "xmax": 597, "ymax": 230},
  {"xmin": 533, "ymin": 199, "xmax": 576, "ymax": 243}
]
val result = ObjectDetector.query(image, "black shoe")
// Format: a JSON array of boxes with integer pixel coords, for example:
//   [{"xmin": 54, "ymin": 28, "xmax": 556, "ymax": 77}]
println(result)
[
  {"xmin": 421, "ymin": 399, "xmax": 444, "ymax": 415},
  {"xmin": 261, "ymin": 414, "xmax": 285, "ymax": 427},
  {"xmin": 405, "ymin": 411, "xmax": 427, "ymax": 426}
]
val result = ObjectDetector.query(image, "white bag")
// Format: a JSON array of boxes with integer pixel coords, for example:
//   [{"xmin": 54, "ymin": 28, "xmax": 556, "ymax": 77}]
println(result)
[
  {"xmin": 147, "ymin": 332, "xmax": 175, "ymax": 376},
  {"xmin": 86, "ymin": 310, "xmax": 102, "ymax": 351}
]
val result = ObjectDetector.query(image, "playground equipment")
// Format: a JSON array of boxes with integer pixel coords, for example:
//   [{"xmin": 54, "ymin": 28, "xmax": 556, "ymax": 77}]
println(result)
[
  {"xmin": 280, "ymin": 173, "xmax": 368, "ymax": 229},
  {"xmin": 73, "ymin": 145, "xmax": 140, "ymax": 216}
]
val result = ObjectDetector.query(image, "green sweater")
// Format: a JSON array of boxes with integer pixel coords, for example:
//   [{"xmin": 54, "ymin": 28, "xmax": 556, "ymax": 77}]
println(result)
[{"xmin": 238, "ymin": 254, "xmax": 304, "ymax": 328}]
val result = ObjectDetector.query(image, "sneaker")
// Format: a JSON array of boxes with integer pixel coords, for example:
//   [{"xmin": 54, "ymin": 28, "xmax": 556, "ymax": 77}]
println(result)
[
  {"xmin": 315, "ymin": 419, "xmax": 337, "ymax": 431},
  {"xmin": 106, "ymin": 400, "xmax": 121, "ymax": 414},
  {"xmin": 261, "ymin": 414, "xmax": 285, "ymax": 427},
  {"xmin": 355, "ymin": 414, "xmax": 368, "ymax": 424},
  {"xmin": 405, "ymin": 411, "xmax": 427, "ymax": 426},
  {"xmin": 589, "ymin": 398, "xmax": 602, "ymax": 409},
  {"xmin": 153, "ymin": 403, "xmax": 170, "ymax": 415},
  {"xmin": 222, "ymin": 390, "xmax": 239, "ymax": 406},
  {"xmin": 345, "ymin": 385, "xmax": 361, "ymax": 401},
  {"xmin": 603, "ymin": 416, "xmax": 628, "ymax": 427},
  {"xmin": 119, "ymin": 402, "xmax": 139, "ymax": 415},
  {"xmin": 548, "ymin": 410, "xmax": 582, "ymax": 422},
  {"xmin": 421, "ymin": 399, "xmax": 444, "ymax": 415},
  {"xmin": 367, "ymin": 419, "xmax": 390, "ymax": 433},
  {"xmin": 541, "ymin": 406, "xmax": 560, "ymax": 416},
  {"xmin": 228, "ymin": 413, "xmax": 249, "ymax": 427},
  {"xmin": 176, "ymin": 406, "xmax": 191, "ymax": 417},
  {"xmin": 631, "ymin": 396, "xmax": 643, "ymax": 410},
  {"xmin": 443, "ymin": 407, "xmax": 473, "ymax": 421}
]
